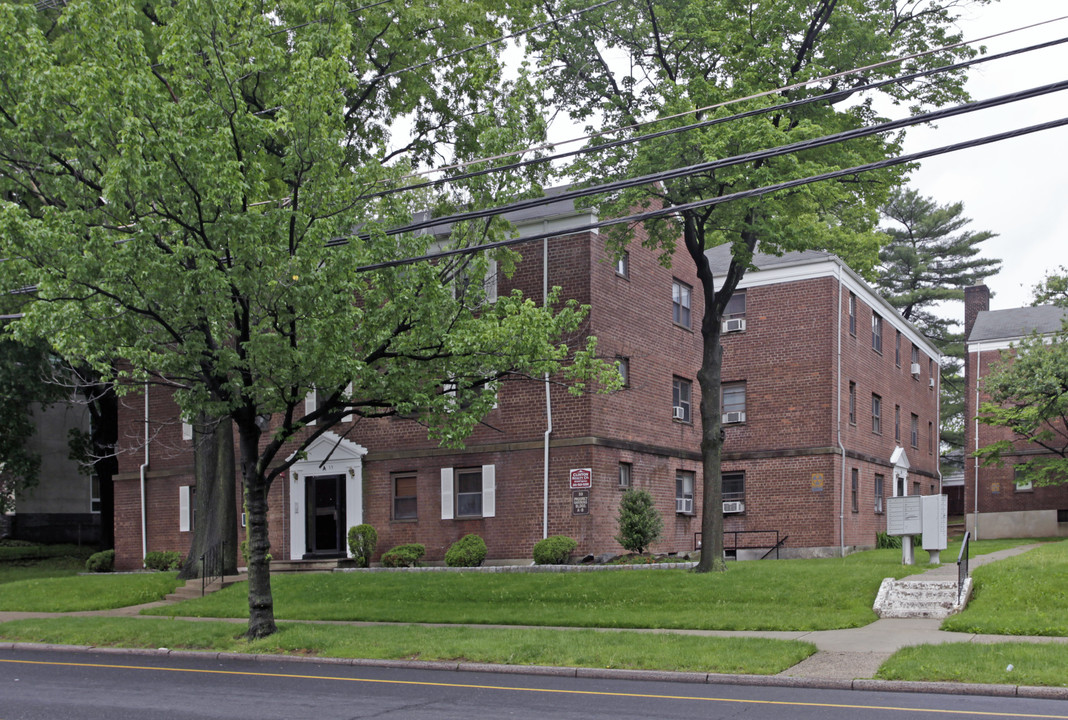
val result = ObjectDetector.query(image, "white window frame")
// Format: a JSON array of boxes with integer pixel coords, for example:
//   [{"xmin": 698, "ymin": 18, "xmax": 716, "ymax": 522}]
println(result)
[
  {"xmin": 1014, "ymin": 467, "xmax": 1033, "ymax": 492},
  {"xmin": 619, "ymin": 462, "xmax": 632, "ymax": 488},
  {"xmin": 871, "ymin": 394, "xmax": 882, "ymax": 435},
  {"xmin": 872, "ymin": 313, "xmax": 883, "ymax": 353},
  {"xmin": 392, "ymin": 473, "xmax": 418, "ymax": 520},
  {"xmin": 615, "ymin": 251, "xmax": 629, "ymax": 278},
  {"xmin": 440, "ymin": 465, "xmax": 496, "ymax": 520},
  {"xmin": 722, "ymin": 382, "xmax": 746, "ymax": 423},
  {"xmin": 874, "ymin": 474, "xmax": 885, "ymax": 514},
  {"xmin": 672, "ymin": 377, "xmax": 692, "ymax": 423},
  {"xmin": 675, "ymin": 470, "xmax": 695, "ymax": 515},
  {"xmin": 672, "ymin": 280, "xmax": 692, "ymax": 328}
]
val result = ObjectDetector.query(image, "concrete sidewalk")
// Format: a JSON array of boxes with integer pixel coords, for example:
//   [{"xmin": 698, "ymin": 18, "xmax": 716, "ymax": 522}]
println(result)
[{"xmin": 1, "ymin": 543, "xmax": 1064, "ymax": 693}]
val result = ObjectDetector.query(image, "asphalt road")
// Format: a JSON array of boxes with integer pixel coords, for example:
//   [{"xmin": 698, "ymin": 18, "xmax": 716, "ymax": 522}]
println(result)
[{"xmin": 1, "ymin": 648, "xmax": 1066, "ymax": 720}]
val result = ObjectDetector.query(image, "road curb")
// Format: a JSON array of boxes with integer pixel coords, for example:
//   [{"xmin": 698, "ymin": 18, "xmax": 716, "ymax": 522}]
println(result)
[{"xmin": 2, "ymin": 641, "xmax": 1066, "ymax": 698}]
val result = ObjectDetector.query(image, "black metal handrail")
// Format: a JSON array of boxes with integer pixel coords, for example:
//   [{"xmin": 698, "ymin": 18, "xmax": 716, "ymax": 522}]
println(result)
[
  {"xmin": 957, "ymin": 531, "xmax": 970, "ymax": 605},
  {"xmin": 201, "ymin": 540, "xmax": 226, "ymax": 597},
  {"xmin": 694, "ymin": 530, "xmax": 785, "ymax": 559}
]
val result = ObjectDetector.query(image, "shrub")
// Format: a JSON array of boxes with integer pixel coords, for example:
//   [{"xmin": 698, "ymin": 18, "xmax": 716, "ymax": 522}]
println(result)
[
  {"xmin": 347, "ymin": 524, "xmax": 378, "ymax": 568},
  {"xmin": 85, "ymin": 549, "xmax": 115, "ymax": 573},
  {"xmin": 876, "ymin": 532, "xmax": 920, "ymax": 549},
  {"xmin": 533, "ymin": 535, "xmax": 577, "ymax": 565},
  {"xmin": 615, "ymin": 488, "xmax": 663, "ymax": 555},
  {"xmin": 380, "ymin": 543, "xmax": 425, "ymax": 568},
  {"xmin": 144, "ymin": 550, "xmax": 182, "ymax": 571},
  {"xmin": 444, "ymin": 534, "xmax": 487, "ymax": 567}
]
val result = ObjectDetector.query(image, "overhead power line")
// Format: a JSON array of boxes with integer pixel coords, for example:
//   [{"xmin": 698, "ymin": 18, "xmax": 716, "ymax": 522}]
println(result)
[
  {"xmin": 353, "ymin": 115, "xmax": 1068, "ymax": 273},
  {"xmin": 346, "ymin": 34, "xmax": 1068, "ymax": 207},
  {"xmin": 330, "ymin": 78, "xmax": 1068, "ymax": 247}
]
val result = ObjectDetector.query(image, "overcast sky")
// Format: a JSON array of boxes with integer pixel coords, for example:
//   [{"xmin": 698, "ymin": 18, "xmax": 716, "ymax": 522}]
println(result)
[{"xmin": 901, "ymin": 1, "xmax": 1068, "ymax": 311}]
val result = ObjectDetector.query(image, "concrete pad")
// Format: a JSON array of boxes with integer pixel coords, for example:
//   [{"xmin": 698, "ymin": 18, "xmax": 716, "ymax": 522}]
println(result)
[
  {"xmin": 778, "ymin": 651, "xmax": 890, "ymax": 680},
  {"xmin": 803, "ymin": 618, "xmax": 943, "ymax": 652}
]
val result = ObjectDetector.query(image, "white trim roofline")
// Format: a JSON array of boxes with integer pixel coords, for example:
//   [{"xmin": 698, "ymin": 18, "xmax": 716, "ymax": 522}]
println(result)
[{"xmin": 711, "ymin": 251, "xmax": 940, "ymax": 361}]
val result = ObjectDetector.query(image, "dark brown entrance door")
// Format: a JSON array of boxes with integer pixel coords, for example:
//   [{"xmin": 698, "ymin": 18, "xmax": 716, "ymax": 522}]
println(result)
[{"xmin": 304, "ymin": 474, "xmax": 346, "ymax": 558}]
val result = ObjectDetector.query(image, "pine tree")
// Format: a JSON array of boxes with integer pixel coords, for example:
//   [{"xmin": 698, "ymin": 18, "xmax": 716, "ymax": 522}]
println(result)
[{"xmin": 876, "ymin": 188, "xmax": 1001, "ymax": 452}]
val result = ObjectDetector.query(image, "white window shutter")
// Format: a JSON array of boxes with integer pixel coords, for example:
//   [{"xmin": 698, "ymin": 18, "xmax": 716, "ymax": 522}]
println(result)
[
  {"xmin": 179, "ymin": 486, "xmax": 191, "ymax": 532},
  {"xmin": 181, "ymin": 421, "xmax": 193, "ymax": 441},
  {"xmin": 486, "ymin": 259, "xmax": 498, "ymax": 303},
  {"xmin": 305, "ymin": 389, "xmax": 316, "ymax": 425},
  {"xmin": 482, "ymin": 464, "xmax": 496, "ymax": 518},
  {"xmin": 342, "ymin": 382, "xmax": 353, "ymax": 423},
  {"xmin": 440, "ymin": 468, "xmax": 454, "ymax": 520}
]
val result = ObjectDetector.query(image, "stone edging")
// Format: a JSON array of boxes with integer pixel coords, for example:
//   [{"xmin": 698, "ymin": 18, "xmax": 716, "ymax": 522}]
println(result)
[{"xmin": 2, "ymin": 642, "xmax": 1065, "ymax": 700}]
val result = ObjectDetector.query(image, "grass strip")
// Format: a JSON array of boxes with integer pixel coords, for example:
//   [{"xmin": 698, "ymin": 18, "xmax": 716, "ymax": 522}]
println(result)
[
  {"xmin": 942, "ymin": 540, "xmax": 1068, "ymax": 636},
  {"xmin": 877, "ymin": 642, "xmax": 1068, "ymax": 687},
  {"xmin": 145, "ymin": 539, "xmax": 1026, "ymax": 631},
  {"xmin": 0, "ymin": 573, "xmax": 180, "ymax": 612},
  {"xmin": 0, "ymin": 617, "xmax": 814, "ymax": 674}
]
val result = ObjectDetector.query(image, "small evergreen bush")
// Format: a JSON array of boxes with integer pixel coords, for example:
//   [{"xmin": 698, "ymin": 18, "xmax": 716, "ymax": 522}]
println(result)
[
  {"xmin": 380, "ymin": 543, "xmax": 425, "ymax": 568},
  {"xmin": 532, "ymin": 535, "xmax": 577, "ymax": 564},
  {"xmin": 85, "ymin": 549, "xmax": 115, "ymax": 573},
  {"xmin": 144, "ymin": 550, "xmax": 182, "ymax": 571},
  {"xmin": 347, "ymin": 524, "xmax": 378, "ymax": 568},
  {"xmin": 444, "ymin": 534, "xmax": 487, "ymax": 567},
  {"xmin": 615, "ymin": 488, "xmax": 663, "ymax": 554}
]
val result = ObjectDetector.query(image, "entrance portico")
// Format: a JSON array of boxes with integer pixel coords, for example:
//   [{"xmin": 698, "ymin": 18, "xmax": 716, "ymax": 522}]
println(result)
[{"xmin": 287, "ymin": 432, "xmax": 367, "ymax": 560}]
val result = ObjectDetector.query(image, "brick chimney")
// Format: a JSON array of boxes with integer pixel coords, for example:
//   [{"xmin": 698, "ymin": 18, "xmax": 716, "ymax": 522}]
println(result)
[{"xmin": 964, "ymin": 284, "xmax": 990, "ymax": 340}]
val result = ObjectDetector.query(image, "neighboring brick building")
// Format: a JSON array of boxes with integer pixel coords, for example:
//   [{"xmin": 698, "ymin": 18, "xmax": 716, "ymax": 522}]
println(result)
[
  {"xmin": 963, "ymin": 285, "xmax": 1068, "ymax": 539},
  {"xmin": 111, "ymin": 196, "xmax": 941, "ymax": 569}
]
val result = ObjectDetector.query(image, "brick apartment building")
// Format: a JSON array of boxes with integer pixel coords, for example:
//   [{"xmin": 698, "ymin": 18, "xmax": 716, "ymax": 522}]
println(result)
[
  {"xmin": 963, "ymin": 285, "xmax": 1068, "ymax": 539},
  {"xmin": 110, "ymin": 196, "xmax": 941, "ymax": 569}
]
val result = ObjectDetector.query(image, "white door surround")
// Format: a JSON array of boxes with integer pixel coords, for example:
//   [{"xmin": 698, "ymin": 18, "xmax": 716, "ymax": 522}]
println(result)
[{"xmin": 287, "ymin": 432, "xmax": 367, "ymax": 561}]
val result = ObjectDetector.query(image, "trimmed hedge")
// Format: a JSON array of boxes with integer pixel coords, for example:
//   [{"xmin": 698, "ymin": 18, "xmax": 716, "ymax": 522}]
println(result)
[
  {"xmin": 144, "ymin": 550, "xmax": 182, "ymax": 571},
  {"xmin": 444, "ymin": 534, "xmax": 487, "ymax": 567},
  {"xmin": 347, "ymin": 524, "xmax": 378, "ymax": 568},
  {"xmin": 380, "ymin": 543, "xmax": 425, "ymax": 568},
  {"xmin": 85, "ymin": 549, "xmax": 115, "ymax": 573},
  {"xmin": 533, "ymin": 535, "xmax": 577, "ymax": 565}
]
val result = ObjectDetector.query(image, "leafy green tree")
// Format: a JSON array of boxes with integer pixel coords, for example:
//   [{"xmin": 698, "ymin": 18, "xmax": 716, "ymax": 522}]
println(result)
[
  {"xmin": 974, "ymin": 322, "xmax": 1068, "ymax": 487},
  {"xmin": 0, "ymin": 0, "xmax": 612, "ymax": 638},
  {"xmin": 529, "ymin": 0, "xmax": 987, "ymax": 570},
  {"xmin": 615, "ymin": 489, "xmax": 663, "ymax": 555},
  {"xmin": 1031, "ymin": 267, "xmax": 1068, "ymax": 307},
  {"xmin": 876, "ymin": 187, "xmax": 1001, "ymax": 452},
  {"xmin": 0, "ymin": 323, "xmax": 64, "ymax": 513}
]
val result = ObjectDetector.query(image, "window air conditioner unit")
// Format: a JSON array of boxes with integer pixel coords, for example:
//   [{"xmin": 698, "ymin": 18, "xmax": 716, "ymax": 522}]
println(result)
[
  {"xmin": 673, "ymin": 406, "xmax": 687, "ymax": 420},
  {"xmin": 929, "ymin": 377, "xmax": 936, "ymax": 388},
  {"xmin": 722, "ymin": 411, "xmax": 746, "ymax": 424},
  {"xmin": 723, "ymin": 501, "xmax": 745, "ymax": 514},
  {"xmin": 910, "ymin": 362, "xmax": 921, "ymax": 375},
  {"xmin": 676, "ymin": 497, "xmax": 693, "ymax": 514},
  {"xmin": 721, "ymin": 318, "xmax": 746, "ymax": 333}
]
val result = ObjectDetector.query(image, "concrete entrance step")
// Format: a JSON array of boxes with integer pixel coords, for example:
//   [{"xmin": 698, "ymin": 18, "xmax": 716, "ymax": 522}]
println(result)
[
  {"xmin": 270, "ymin": 558, "xmax": 351, "ymax": 573},
  {"xmin": 872, "ymin": 578, "xmax": 972, "ymax": 619}
]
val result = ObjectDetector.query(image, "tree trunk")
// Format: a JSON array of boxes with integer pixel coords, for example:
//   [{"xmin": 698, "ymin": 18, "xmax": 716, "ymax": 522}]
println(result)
[
  {"xmin": 178, "ymin": 414, "xmax": 238, "ymax": 580},
  {"xmin": 82, "ymin": 379, "xmax": 118, "ymax": 550},
  {"xmin": 237, "ymin": 418, "xmax": 277, "ymax": 639}
]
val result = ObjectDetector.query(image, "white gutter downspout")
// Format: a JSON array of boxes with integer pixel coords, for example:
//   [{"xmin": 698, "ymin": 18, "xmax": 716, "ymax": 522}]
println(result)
[
  {"xmin": 139, "ymin": 383, "xmax": 149, "ymax": 565},
  {"xmin": 836, "ymin": 263, "xmax": 846, "ymax": 558},
  {"xmin": 973, "ymin": 342, "xmax": 981, "ymax": 540},
  {"xmin": 542, "ymin": 228, "xmax": 552, "ymax": 540}
]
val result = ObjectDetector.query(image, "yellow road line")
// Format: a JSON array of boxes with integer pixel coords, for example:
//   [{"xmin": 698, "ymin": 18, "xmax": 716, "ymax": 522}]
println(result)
[{"xmin": 1, "ymin": 657, "xmax": 1065, "ymax": 719}]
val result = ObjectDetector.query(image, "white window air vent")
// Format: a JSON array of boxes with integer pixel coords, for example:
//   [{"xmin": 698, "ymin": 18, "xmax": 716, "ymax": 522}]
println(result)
[
  {"xmin": 910, "ymin": 362, "xmax": 921, "ymax": 376},
  {"xmin": 721, "ymin": 318, "xmax": 747, "ymax": 334},
  {"xmin": 676, "ymin": 497, "xmax": 694, "ymax": 514},
  {"xmin": 722, "ymin": 411, "xmax": 746, "ymax": 424},
  {"xmin": 673, "ymin": 406, "xmax": 687, "ymax": 420},
  {"xmin": 723, "ymin": 501, "xmax": 745, "ymax": 514},
  {"xmin": 929, "ymin": 377, "xmax": 935, "ymax": 388}
]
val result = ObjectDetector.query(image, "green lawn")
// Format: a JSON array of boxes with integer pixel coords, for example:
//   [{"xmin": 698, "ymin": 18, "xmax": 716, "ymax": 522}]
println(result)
[
  {"xmin": 144, "ymin": 539, "xmax": 1030, "ymax": 631},
  {"xmin": 0, "ymin": 616, "xmax": 815, "ymax": 674},
  {"xmin": 0, "ymin": 572, "xmax": 181, "ymax": 612},
  {"xmin": 878, "ymin": 642, "xmax": 1068, "ymax": 687},
  {"xmin": 942, "ymin": 540, "xmax": 1068, "ymax": 636},
  {"xmin": 0, "ymin": 544, "xmax": 96, "ymax": 584}
]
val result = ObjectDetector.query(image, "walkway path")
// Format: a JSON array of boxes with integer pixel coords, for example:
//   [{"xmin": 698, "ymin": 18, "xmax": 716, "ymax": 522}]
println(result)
[{"xmin": 0, "ymin": 544, "xmax": 1061, "ymax": 685}]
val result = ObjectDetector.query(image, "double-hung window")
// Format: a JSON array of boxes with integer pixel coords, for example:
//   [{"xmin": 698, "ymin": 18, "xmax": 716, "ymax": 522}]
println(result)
[
  {"xmin": 874, "ymin": 474, "xmax": 885, "ymax": 513},
  {"xmin": 393, "ymin": 474, "xmax": 417, "ymax": 520},
  {"xmin": 872, "ymin": 314, "xmax": 883, "ymax": 353},
  {"xmin": 848, "ymin": 382, "xmax": 856, "ymax": 425},
  {"xmin": 619, "ymin": 462, "xmax": 632, "ymax": 488},
  {"xmin": 872, "ymin": 394, "xmax": 882, "ymax": 434},
  {"xmin": 440, "ymin": 465, "xmax": 496, "ymax": 519},
  {"xmin": 722, "ymin": 382, "xmax": 746, "ymax": 424},
  {"xmin": 851, "ymin": 468, "xmax": 859, "ymax": 513},
  {"xmin": 672, "ymin": 377, "xmax": 692, "ymax": 422},
  {"xmin": 672, "ymin": 280, "xmax": 692, "ymax": 328},
  {"xmin": 848, "ymin": 293, "xmax": 856, "ymax": 335},
  {"xmin": 676, "ymin": 470, "xmax": 695, "ymax": 514},
  {"xmin": 910, "ymin": 414, "xmax": 919, "ymax": 448},
  {"xmin": 615, "ymin": 251, "xmax": 629, "ymax": 278}
]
